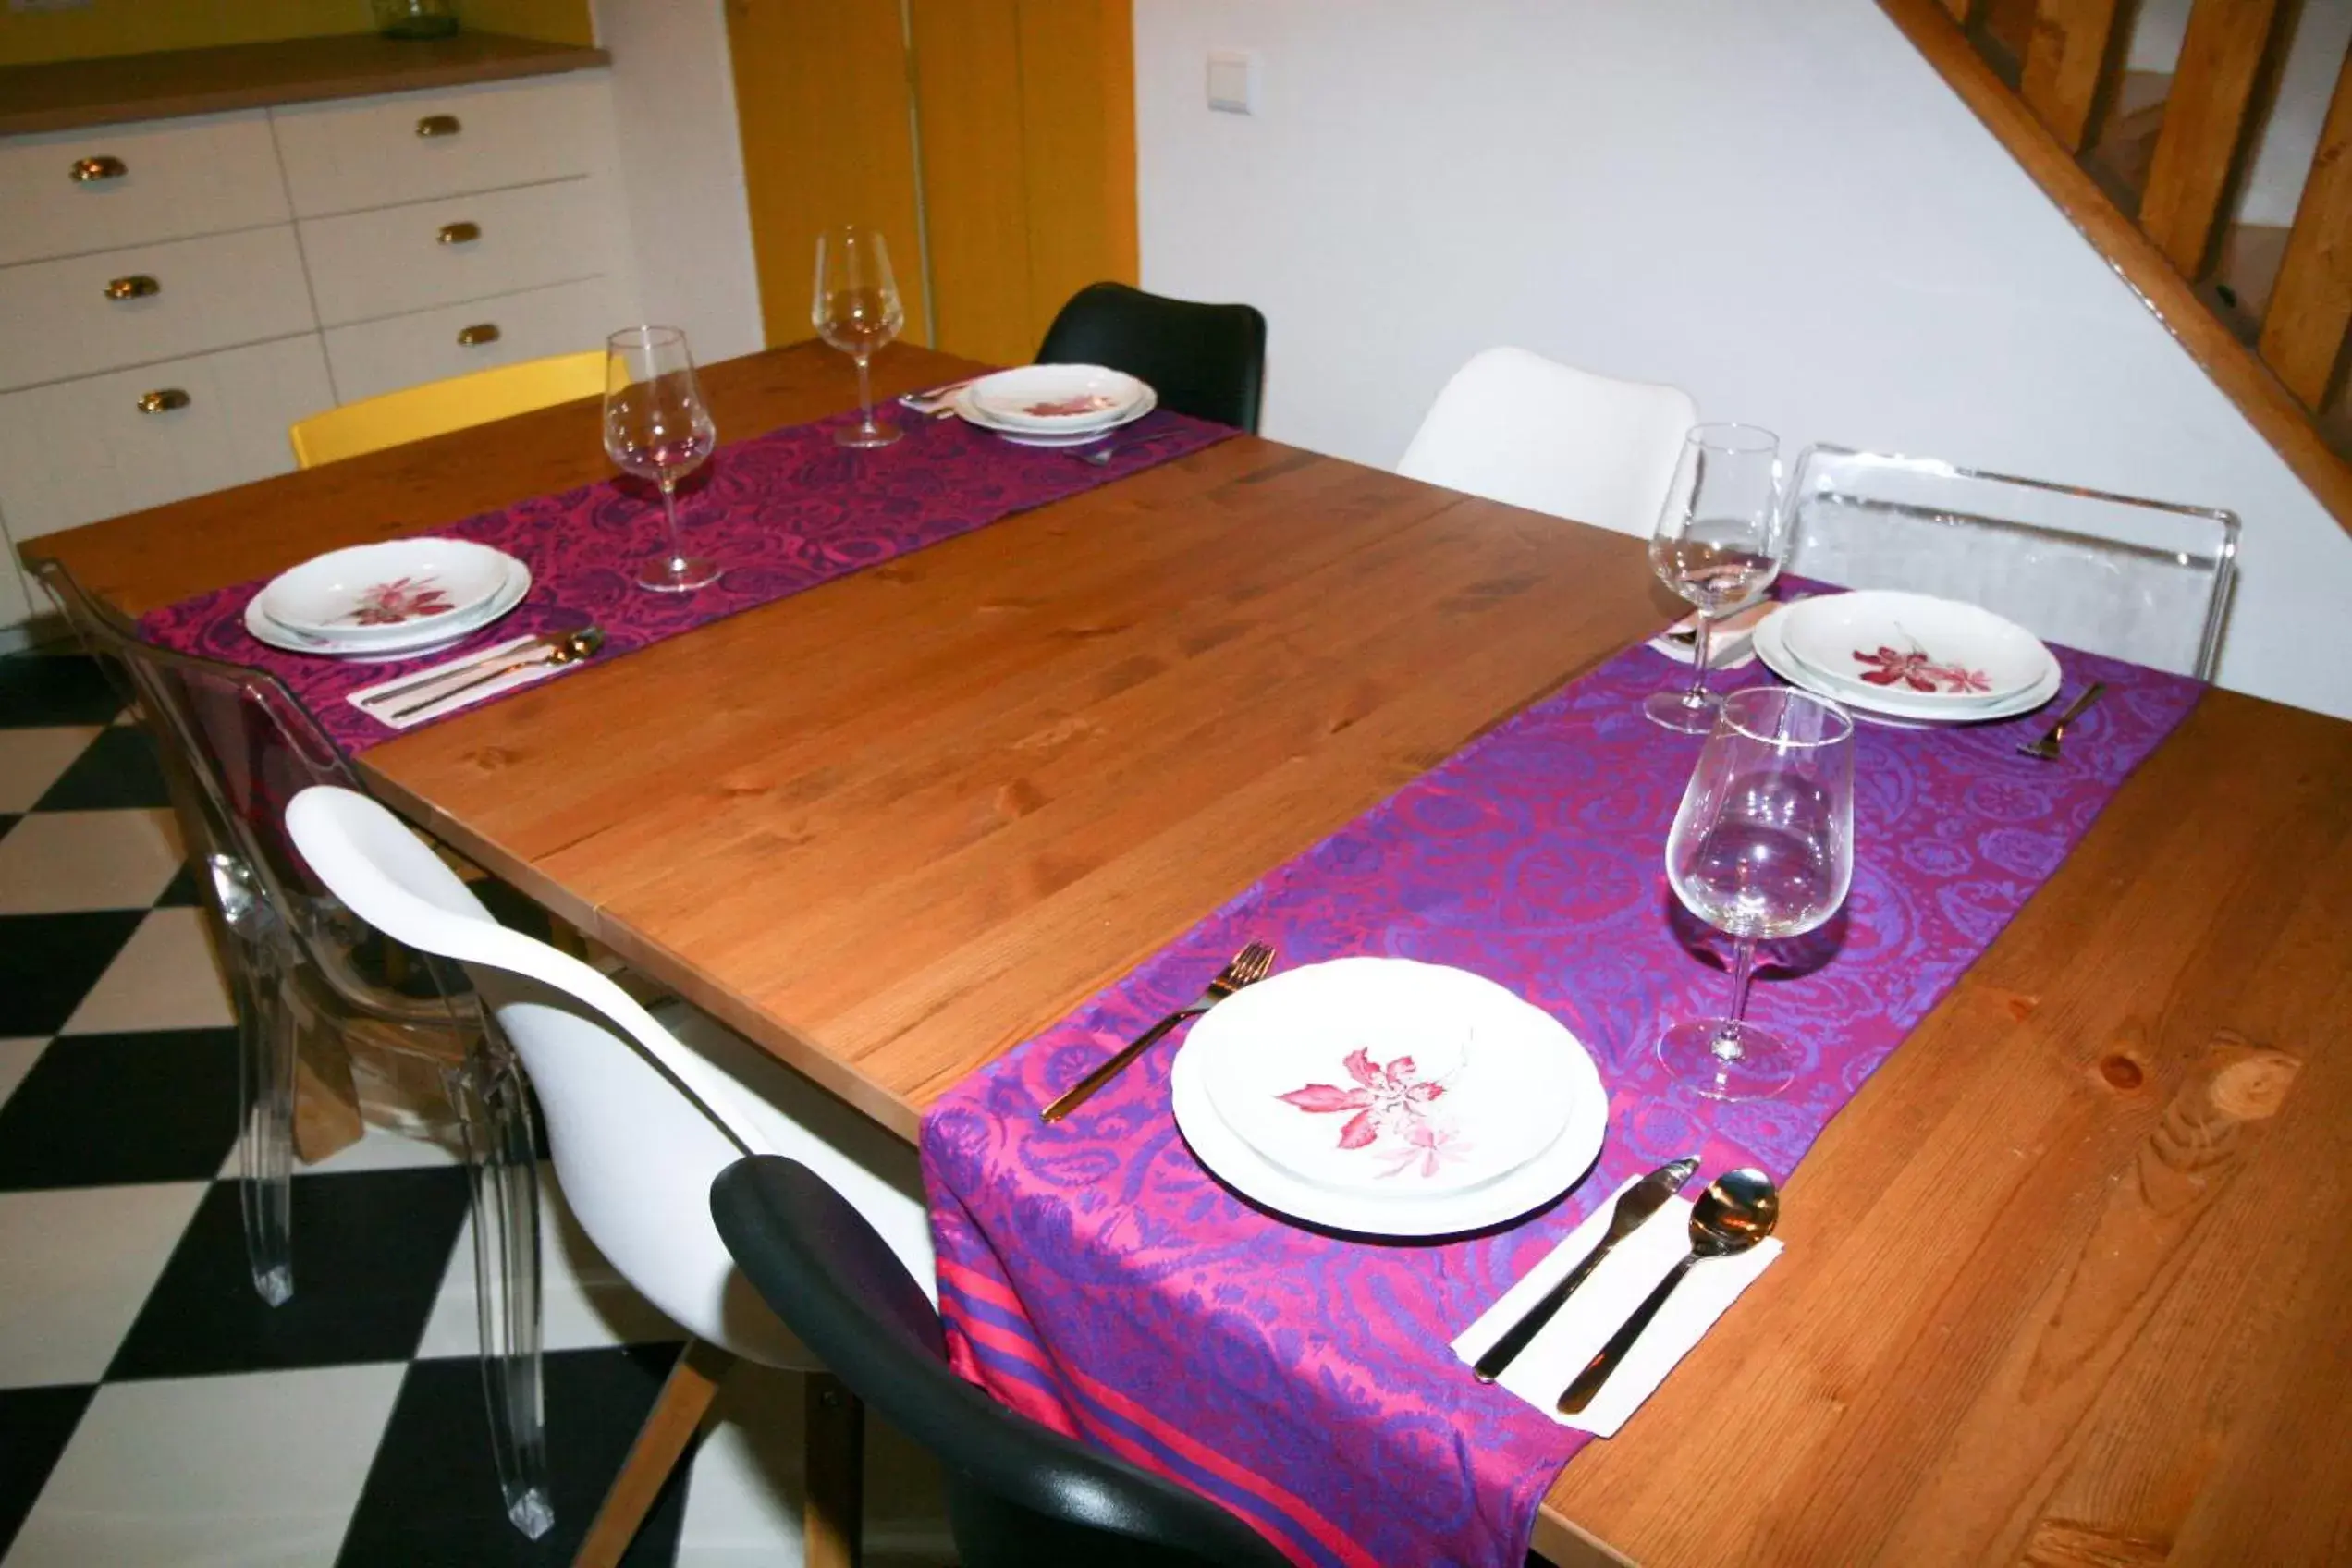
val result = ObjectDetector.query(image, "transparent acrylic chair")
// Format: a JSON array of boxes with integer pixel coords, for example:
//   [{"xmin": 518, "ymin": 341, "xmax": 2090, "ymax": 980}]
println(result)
[
  {"xmin": 1782, "ymin": 446, "xmax": 2241, "ymax": 680},
  {"xmin": 286, "ymin": 783, "xmax": 933, "ymax": 1567},
  {"xmin": 28, "ymin": 558, "xmax": 557, "ymax": 1539}
]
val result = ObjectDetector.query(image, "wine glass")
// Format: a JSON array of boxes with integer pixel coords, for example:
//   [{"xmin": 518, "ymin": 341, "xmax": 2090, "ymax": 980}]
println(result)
[
  {"xmin": 1658, "ymin": 686, "xmax": 1854, "ymax": 1101},
  {"xmin": 1645, "ymin": 423, "xmax": 1786, "ymax": 732},
  {"xmin": 604, "ymin": 325, "xmax": 721, "ymax": 593},
  {"xmin": 813, "ymin": 226, "xmax": 905, "ymax": 449}
]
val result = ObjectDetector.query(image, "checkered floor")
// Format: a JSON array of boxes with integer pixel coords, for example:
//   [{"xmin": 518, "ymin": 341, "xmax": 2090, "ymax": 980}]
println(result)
[{"xmin": 0, "ymin": 651, "xmax": 950, "ymax": 1567}]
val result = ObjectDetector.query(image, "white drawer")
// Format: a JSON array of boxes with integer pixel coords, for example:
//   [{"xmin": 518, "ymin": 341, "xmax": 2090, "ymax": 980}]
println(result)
[
  {"xmin": 0, "ymin": 226, "xmax": 315, "ymax": 393},
  {"xmin": 323, "ymin": 276, "xmax": 617, "ymax": 404},
  {"xmin": 300, "ymin": 178, "xmax": 611, "ymax": 328},
  {"xmin": 271, "ymin": 76, "xmax": 598, "ymax": 218},
  {"xmin": 0, "ymin": 112, "xmax": 291, "ymax": 268},
  {"xmin": 0, "ymin": 337, "xmax": 333, "ymax": 542}
]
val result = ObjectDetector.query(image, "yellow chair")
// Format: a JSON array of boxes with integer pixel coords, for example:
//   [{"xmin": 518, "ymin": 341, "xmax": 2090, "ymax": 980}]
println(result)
[{"xmin": 288, "ymin": 350, "xmax": 607, "ymax": 469}]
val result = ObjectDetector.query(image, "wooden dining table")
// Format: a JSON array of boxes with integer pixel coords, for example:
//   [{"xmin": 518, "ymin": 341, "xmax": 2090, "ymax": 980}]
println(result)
[{"xmin": 26, "ymin": 340, "xmax": 2351, "ymax": 1567}]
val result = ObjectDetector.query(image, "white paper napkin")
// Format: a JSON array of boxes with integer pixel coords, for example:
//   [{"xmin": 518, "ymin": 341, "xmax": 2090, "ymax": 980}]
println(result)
[
  {"xmin": 1451, "ymin": 1173, "xmax": 1782, "ymax": 1437},
  {"xmin": 1644, "ymin": 598, "xmax": 1788, "ymax": 670},
  {"xmin": 346, "ymin": 634, "xmax": 572, "ymax": 729}
]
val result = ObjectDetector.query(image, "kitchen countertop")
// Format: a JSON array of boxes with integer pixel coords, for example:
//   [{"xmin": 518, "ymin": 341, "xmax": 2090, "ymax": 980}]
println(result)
[{"xmin": 0, "ymin": 31, "xmax": 611, "ymax": 137}]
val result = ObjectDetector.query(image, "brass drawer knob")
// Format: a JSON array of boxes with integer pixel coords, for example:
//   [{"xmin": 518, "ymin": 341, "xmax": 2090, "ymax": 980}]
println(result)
[
  {"xmin": 104, "ymin": 275, "xmax": 161, "ymax": 300},
  {"xmin": 437, "ymin": 221, "xmax": 481, "ymax": 245},
  {"xmin": 456, "ymin": 323, "xmax": 501, "ymax": 347},
  {"xmin": 136, "ymin": 388, "xmax": 190, "ymax": 414},
  {"xmin": 415, "ymin": 114, "xmax": 461, "ymax": 139},
  {"xmin": 70, "ymin": 155, "xmax": 128, "ymax": 182}
]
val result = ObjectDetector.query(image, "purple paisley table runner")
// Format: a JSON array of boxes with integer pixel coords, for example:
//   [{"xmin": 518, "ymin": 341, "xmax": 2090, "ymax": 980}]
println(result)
[
  {"xmin": 139, "ymin": 406, "xmax": 1235, "ymax": 754},
  {"xmin": 921, "ymin": 643, "xmax": 2200, "ymax": 1568}
]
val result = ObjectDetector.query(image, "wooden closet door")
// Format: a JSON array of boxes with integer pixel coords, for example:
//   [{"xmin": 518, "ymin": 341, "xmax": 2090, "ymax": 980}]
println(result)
[
  {"xmin": 910, "ymin": 0, "xmax": 1136, "ymax": 363},
  {"xmin": 726, "ymin": 0, "xmax": 933, "ymax": 348}
]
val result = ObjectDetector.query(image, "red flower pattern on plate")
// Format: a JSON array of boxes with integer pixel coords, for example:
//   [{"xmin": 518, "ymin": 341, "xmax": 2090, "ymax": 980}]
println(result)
[
  {"xmin": 1023, "ymin": 393, "xmax": 1121, "ymax": 418},
  {"xmin": 347, "ymin": 577, "xmax": 456, "ymax": 626},
  {"xmin": 1276, "ymin": 1047, "xmax": 1466, "ymax": 1178},
  {"xmin": 1852, "ymin": 643, "xmax": 1991, "ymax": 694}
]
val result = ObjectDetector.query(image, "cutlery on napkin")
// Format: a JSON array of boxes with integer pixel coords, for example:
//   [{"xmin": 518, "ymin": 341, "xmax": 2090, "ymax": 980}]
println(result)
[
  {"xmin": 348, "ymin": 631, "xmax": 590, "ymax": 729},
  {"xmin": 1473, "ymin": 1156, "xmax": 1697, "ymax": 1383},
  {"xmin": 898, "ymin": 377, "xmax": 981, "ymax": 418},
  {"xmin": 1647, "ymin": 598, "xmax": 1785, "ymax": 669},
  {"xmin": 1452, "ymin": 1170, "xmax": 1782, "ymax": 1437}
]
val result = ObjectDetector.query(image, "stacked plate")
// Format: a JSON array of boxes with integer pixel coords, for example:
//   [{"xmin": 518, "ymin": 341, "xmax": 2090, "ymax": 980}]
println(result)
[
  {"xmin": 951, "ymin": 364, "xmax": 1157, "ymax": 447},
  {"xmin": 1170, "ymin": 957, "xmax": 1606, "ymax": 1236},
  {"xmin": 1755, "ymin": 590, "xmax": 2061, "ymax": 725},
  {"xmin": 244, "ymin": 538, "xmax": 531, "ymax": 663}
]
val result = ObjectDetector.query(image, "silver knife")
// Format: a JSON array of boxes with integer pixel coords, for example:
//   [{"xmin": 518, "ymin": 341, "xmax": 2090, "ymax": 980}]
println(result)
[
  {"xmin": 358, "ymin": 632, "xmax": 557, "ymax": 706},
  {"xmin": 1472, "ymin": 1155, "xmax": 1700, "ymax": 1384}
]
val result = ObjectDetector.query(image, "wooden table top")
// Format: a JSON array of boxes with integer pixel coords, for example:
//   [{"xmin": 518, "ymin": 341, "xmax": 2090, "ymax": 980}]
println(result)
[
  {"xmin": 27, "ymin": 342, "xmax": 2350, "ymax": 1567},
  {"xmin": 0, "ymin": 32, "xmax": 611, "ymax": 139}
]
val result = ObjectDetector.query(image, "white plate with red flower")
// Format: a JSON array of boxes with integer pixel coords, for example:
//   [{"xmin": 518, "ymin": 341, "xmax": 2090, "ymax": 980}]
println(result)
[
  {"xmin": 246, "ymin": 547, "xmax": 531, "ymax": 661},
  {"xmin": 1776, "ymin": 591, "xmax": 2055, "ymax": 706},
  {"xmin": 1755, "ymin": 598, "xmax": 2060, "ymax": 726},
  {"xmin": 256, "ymin": 539, "xmax": 521, "ymax": 644},
  {"xmin": 962, "ymin": 364, "xmax": 1154, "ymax": 433},
  {"xmin": 1169, "ymin": 957, "xmax": 1607, "ymax": 1236}
]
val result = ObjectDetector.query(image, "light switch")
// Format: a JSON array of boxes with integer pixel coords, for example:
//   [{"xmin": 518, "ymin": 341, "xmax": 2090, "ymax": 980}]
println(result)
[{"xmin": 1207, "ymin": 50, "xmax": 1257, "ymax": 116}]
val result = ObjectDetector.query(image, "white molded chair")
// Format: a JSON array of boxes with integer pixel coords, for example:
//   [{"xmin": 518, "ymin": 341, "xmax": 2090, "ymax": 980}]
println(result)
[
  {"xmin": 1396, "ymin": 347, "xmax": 1698, "ymax": 537},
  {"xmin": 284, "ymin": 784, "xmax": 930, "ymax": 1568}
]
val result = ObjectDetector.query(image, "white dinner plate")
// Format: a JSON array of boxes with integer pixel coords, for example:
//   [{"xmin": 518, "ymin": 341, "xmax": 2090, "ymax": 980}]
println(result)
[
  {"xmin": 1192, "ymin": 958, "xmax": 1582, "ymax": 1200},
  {"xmin": 1170, "ymin": 962, "xmax": 1607, "ymax": 1237},
  {"xmin": 1776, "ymin": 590, "xmax": 2053, "ymax": 706},
  {"xmin": 257, "ymin": 538, "xmax": 521, "ymax": 643},
  {"xmin": 964, "ymin": 364, "xmax": 1153, "ymax": 432},
  {"xmin": 952, "ymin": 385, "xmax": 1157, "ymax": 447},
  {"xmin": 245, "ymin": 557, "xmax": 531, "ymax": 661},
  {"xmin": 1755, "ymin": 610, "xmax": 2060, "ymax": 724}
]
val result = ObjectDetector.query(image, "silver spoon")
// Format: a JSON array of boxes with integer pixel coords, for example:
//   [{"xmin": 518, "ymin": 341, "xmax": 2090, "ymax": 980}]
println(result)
[
  {"xmin": 388, "ymin": 625, "xmax": 605, "ymax": 719},
  {"xmin": 1556, "ymin": 1167, "xmax": 1780, "ymax": 1415}
]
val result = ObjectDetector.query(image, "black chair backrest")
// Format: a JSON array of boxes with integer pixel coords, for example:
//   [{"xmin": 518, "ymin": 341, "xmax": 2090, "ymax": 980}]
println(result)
[
  {"xmin": 709, "ymin": 1155, "xmax": 1292, "ymax": 1568},
  {"xmin": 1035, "ymin": 281, "xmax": 1268, "ymax": 434}
]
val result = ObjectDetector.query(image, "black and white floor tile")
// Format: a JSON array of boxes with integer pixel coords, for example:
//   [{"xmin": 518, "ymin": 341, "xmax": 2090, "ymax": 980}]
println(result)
[{"xmin": 0, "ymin": 651, "xmax": 950, "ymax": 1567}]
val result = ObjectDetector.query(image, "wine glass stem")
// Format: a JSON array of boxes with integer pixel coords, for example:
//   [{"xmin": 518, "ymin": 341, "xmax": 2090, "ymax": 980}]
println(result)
[
  {"xmin": 853, "ymin": 352, "xmax": 876, "ymax": 433},
  {"xmin": 1685, "ymin": 614, "xmax": 1714, "ymax": 706},
  {"xmin": 1713, "ymin": 937, "xmax": 1759, "ymax": 1059},
  {"xmin": 657, "ymin": 474, "xmax": 686, "ymax": 567}
]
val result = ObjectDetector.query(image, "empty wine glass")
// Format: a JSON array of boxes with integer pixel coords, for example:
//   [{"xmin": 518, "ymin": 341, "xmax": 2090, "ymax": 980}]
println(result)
[
  {"xmin": 604, "ymin": 325, "xmax": 721, "ymax": 593},
  {"xmin": 1659, "ymin": 686, "xmax": 1854, "ymax": 1100},
  {"xmin": 1646, "ymin": 423, "xmax": 1786, "ymax": 733},
  {"xmin": 813, "ymin": 226, "xmax": 905, "ymax": 449}
]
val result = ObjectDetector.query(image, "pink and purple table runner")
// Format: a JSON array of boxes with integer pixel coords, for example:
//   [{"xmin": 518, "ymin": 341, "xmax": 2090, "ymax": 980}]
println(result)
[
  {"xmin": 139, "ymin": 405, "xmax": 1234, "ymax": 753},
  {"xmin": 921, "ymin": 641, "xmax": 2201, "ymax": 1568}
]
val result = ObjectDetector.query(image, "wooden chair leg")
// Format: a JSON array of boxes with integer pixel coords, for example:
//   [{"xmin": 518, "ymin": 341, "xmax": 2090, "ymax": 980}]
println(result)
[
  {"xmin": 573, "ymin": 1338, "xmax": 738, "ymax": 1568},
  {"xmin": 803, "ymin": 1372, "xmax": 865, "ymax": 1568}
]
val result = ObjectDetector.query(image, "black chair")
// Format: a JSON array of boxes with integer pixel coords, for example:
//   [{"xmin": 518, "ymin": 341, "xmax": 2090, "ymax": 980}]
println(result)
[
  {"xmin": 1035, "ymin": 281, "xmax": 1268, "ymax": 433},
  {"xmin": 709, "ymin": 1155, "xmax": 1292, "ymax": 1568}
]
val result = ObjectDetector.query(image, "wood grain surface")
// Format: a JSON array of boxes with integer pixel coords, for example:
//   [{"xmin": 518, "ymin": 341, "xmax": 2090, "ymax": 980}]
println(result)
[
  {"xmin": 1538, "ymin": 690, "xmax": 2352, "ymax": 1565},
  {"xmin": 1879, "ymin": 0, "xmax": 2352, "ymax": 538},
  {"xmin": 2260, "ymin": 41, "xmax": 2352, "ymax": 409},
  {"xmin": 2138, "ymin": 0, "xmax": 2291, "ymax": 278},
  {"xmin": 0, "ymin": 32, "xmax": 610, "ymax": 138},
  {"xmin": 24, "ymin": 341, "xmax": 1678, "ymax": 1139},
  {"xmin": 28, "ymin": 341, "xmax": 2351, "ymax": 1567}
]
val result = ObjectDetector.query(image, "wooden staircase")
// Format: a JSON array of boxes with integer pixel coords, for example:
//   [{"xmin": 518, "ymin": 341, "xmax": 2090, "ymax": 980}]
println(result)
[{"xmin": 1882, "ymin": 0, "xmax": 2352, "ymax": 533}]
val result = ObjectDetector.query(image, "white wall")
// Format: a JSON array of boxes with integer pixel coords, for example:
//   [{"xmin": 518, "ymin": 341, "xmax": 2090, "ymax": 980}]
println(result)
[
  {"xmin": 1133, "ymin": 0, "xmax": 2352, "ymax": 719},
  {"xmin": 594, "ymin": 0, "xmax": 766, "ymax": 364}
]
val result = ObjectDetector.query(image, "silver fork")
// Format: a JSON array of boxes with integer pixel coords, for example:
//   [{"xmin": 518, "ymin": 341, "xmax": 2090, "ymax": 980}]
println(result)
[
  {"xmin": 1039, "ymin": 941, "xmax": 1276, "ymax": 1122},
  {"xmin": 2017, "ymin": 681, "xmax": 2106, "ymax": 761},
  {"xmin": 1071, "ymin": 431, "xmax": 1183, "ymax": 468}
]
